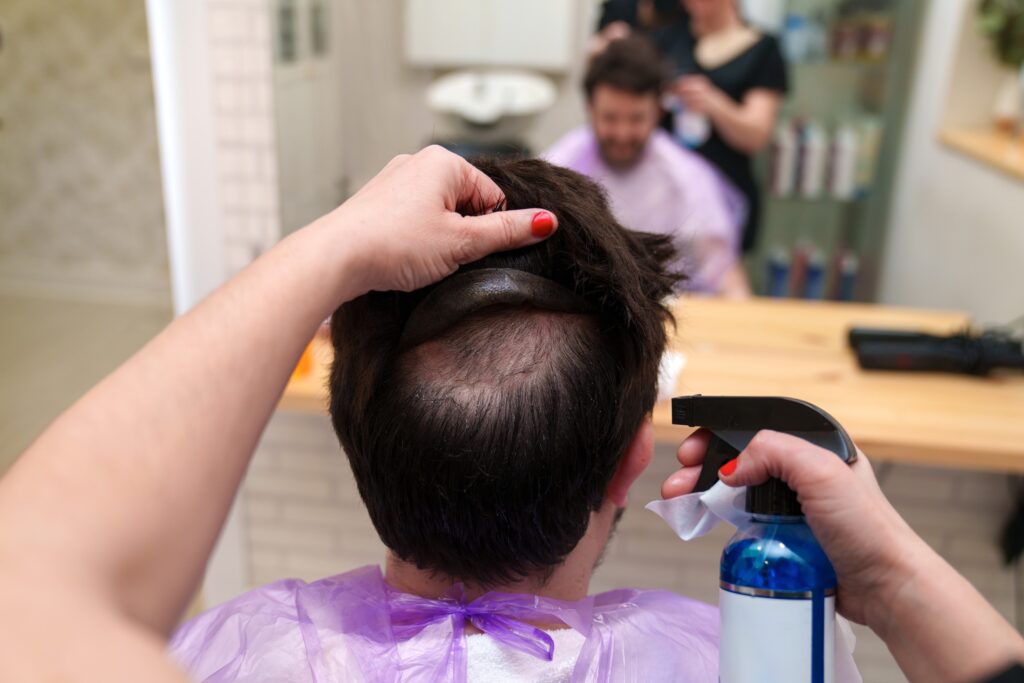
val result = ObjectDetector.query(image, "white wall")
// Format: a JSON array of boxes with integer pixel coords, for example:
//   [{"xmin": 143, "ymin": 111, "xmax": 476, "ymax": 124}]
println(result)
[
  {"xmin": 332, "ymin": 0, "xmax": 595, "ymax": 189},
  {"xmin": 147, "ymin": 0, "xmax": 283, "ymax": 608},
  {"xmin": 880, "ymin": 0, "xmax": 1024, "ymax": 325}
]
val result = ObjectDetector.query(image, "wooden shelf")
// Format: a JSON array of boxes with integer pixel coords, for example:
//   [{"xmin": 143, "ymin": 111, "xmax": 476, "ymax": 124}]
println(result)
[{"xmin": 939, "ymin": 127, "xmax": 1024, "ymax": 183}]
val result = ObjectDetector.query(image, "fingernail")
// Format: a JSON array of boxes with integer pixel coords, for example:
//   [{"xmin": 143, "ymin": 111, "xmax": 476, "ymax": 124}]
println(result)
[
  {"xmin": 531, "ymin": 211, "xmax": 555, "ymax": 238},
  {"xmin": 719, "ymin": 458, "xmax": 738, "ymax": 477},
  {"xmin": 667, "ymin": 469, "xmax": 688, "ymax": 487}
]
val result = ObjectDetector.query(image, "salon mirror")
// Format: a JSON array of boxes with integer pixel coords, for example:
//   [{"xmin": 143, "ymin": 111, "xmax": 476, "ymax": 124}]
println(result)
[{"xmin": 264, "ymin": 0, "xmax": 920, "ymax": 303}]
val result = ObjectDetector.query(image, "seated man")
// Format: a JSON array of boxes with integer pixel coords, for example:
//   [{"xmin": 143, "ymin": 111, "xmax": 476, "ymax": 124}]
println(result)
[
  {"xmin": 169, "ymin": 158, "xmax": 720, "ymax": 681},
  {"xmin": 544, "ymin": 36, "xmax": 750, "ymax": 297}
]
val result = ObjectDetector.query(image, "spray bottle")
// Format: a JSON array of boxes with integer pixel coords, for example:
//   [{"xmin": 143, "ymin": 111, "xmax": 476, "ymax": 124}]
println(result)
[{"xmin": 672, "ymin": 395, "xmax": 857, "ymax": 683}]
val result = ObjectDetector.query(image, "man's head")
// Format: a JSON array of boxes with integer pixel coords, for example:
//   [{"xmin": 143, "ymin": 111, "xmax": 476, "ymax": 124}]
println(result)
[
  {"xmin": 329, "ymin": 158, "xmax": 682, "ymax": 587},
  {"xmin": 584, "ymin": 36, "xmax": 670, "ymax": 170}
]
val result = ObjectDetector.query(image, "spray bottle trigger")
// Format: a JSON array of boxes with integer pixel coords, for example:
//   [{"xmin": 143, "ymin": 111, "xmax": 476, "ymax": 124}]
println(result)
[{"xmin": 692, "ymin": 434, "xmax": 741, "ymax": 494}]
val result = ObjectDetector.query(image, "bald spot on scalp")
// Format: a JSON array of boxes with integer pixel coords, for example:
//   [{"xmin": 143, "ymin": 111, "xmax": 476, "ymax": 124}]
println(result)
[{"xmin": 398, "ymin": 307, "xmax": 600, "ymax": 409}]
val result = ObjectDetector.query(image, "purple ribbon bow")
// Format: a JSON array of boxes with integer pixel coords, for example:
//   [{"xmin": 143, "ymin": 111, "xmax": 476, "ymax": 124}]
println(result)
[{"xmin": 388, "ymin": 584, "xmax": 594, "ymax": 665}]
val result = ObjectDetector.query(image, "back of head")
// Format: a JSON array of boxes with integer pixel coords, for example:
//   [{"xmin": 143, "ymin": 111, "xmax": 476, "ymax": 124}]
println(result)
[
  {"xmin": 584, "ymin": 35, "xmax": 671, "ymax": 100},
  {"xmin": 329, "ymin": 158, "xmax": 683, "ymax": 586}
]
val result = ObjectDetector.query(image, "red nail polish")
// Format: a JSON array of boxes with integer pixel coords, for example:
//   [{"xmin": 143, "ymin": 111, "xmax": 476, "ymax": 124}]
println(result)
[
  {"xmin": 531, "ymin": 211, "xmax": 554, "ymax": 238},
  {"xmin": 719, "ymin": 458, "xmax": 738, "ymax": 477}
]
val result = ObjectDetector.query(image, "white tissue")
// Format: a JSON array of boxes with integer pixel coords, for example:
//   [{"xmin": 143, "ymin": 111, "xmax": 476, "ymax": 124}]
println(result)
[
  {"xmin": 656, "ymin": 351, "xmax": 687, "ymax": 403},
  {"xmin": 645, "ymin": 481, "xmax": 750, "ymax": 540}
]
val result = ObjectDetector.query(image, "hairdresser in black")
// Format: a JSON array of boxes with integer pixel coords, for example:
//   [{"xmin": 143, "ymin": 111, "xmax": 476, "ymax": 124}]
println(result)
[
  {"xmin": 594, "ymin": 0, "xmax": 788, "ymax": 251},
  {"xmin": 987, "ymin": 665, "xmax": 1024, "ymax": 682}
]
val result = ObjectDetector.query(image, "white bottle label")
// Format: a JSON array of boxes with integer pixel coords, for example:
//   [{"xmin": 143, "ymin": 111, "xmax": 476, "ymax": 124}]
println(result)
[{"xmin": 719, "ymin": 585, "xmax": 835, "ymax": 683}]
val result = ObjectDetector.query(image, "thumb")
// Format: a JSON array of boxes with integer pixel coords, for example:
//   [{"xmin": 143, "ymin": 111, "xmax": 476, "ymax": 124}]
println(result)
[
  {"xmin": 719, "ymin": 430, "xmax": 852, "ymax": 496},
  {"xmin": 453, "ymin": 209, "xmax": 558, "ymax": 264}
]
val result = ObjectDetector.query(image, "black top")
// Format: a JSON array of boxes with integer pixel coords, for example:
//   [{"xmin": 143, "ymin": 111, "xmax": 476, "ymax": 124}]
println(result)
[
  {"xmin": 594, "ymin": 3, "xmax": 790, "ymax": 251},
  {"xmin": 653, "ymin": 22, "xmax": 789, "ymax": 250},
  {"xmin": 597, "ymin": 0, "xmax": 683, "ymax": 30},
  {"xmin": 597, "ymin": 0, "xmax": 639, "ymax": 29},
  {"xmin": 985, "ymin": 665, "xmax": 1024, "ymax": 683}
]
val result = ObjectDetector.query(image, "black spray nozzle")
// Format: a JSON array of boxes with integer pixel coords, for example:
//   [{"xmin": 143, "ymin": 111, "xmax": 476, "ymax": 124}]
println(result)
[{"xmin": 672, "ymin": 395, "xmax": 857, "ymax": 516}]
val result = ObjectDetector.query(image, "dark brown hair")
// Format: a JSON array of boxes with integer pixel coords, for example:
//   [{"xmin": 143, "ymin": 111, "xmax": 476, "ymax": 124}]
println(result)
[
  {"xmin": 328, "ymin": 158, "xmax": 683, "ymax": 586},
  {"xmin": 584, "ymin": 35, "xmax": 671, "ymax": 100}
]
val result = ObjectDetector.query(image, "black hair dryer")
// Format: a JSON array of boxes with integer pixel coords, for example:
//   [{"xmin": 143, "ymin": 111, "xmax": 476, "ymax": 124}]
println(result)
[{"xmin": 672, "ymin": 395, "xmax": 857, "ymax": 514}]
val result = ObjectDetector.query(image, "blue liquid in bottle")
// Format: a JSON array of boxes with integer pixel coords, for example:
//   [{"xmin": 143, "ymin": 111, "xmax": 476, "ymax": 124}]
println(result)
[{"xmin": 719, "ymin": 515, "xmax": 837, "ymax": 683}]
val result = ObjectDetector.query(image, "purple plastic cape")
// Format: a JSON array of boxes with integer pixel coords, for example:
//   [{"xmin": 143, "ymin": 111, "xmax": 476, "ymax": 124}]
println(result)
[{"xmin": 170, "ymin": 565, "xmax": 719, "ymax": 682}]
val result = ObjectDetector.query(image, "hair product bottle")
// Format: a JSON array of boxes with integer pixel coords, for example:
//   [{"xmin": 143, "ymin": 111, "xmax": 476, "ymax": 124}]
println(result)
[
  {"xmin": 671, "ymin": 395, "xmax": 857, "ymax": 683},
  {"xmin": 798, "ymin": 121, "xmax": 828, "ymax": 198},
  {"xmin": 832, "ymin": 249, "xmax": 859, "ymax": 301},
  {"xmin": 664, "ymin": 92, "xmax": 711, "ymax": 148},
  {"xmin": 803, "ymin": 248, "xmax": 826, "ymax": 299},
  {"xmin": 828, "ymin": 123, "xmax": 859, "ymax": 200},
  {"xmin": 718, "ymin": 483, "xmax": 838, "ymax": 682},
  {"xmin": 769, "ymin": 121, "xmax": 798, "ymax": 197},
  {"xmin": 674, "ymin": 103, "xmax": 711, "ymax": 148},
  {"xmin": 766, "ymin": 247, "xmax": 791, "ymax": 297}
]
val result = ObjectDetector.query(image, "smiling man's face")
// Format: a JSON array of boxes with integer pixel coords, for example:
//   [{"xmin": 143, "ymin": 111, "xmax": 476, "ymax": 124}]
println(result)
[{"xmin": 588, "ymin": 84, "xmax": 661, "ymax": 171}]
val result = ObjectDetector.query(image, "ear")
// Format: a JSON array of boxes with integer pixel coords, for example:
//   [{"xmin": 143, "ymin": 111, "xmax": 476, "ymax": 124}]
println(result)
[{"xmin": 606, "ymin": 418, "xmax": 654, "ymax": 508}]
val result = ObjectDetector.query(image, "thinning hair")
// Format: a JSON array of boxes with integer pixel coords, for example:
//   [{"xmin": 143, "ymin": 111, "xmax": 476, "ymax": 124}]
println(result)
[{"xmin": 328, "ymin": 158, "xmax": 683, "ymax": 586}]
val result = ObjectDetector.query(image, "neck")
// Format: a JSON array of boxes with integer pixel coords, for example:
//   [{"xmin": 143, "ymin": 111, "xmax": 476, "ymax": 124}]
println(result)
[
  {"xmin": 691, "ymin": 7, "xmax": 741, "ymax": 38},
  {"xmin": 385, "ymin": 500, "xmax": 619, "ymax": 602}
]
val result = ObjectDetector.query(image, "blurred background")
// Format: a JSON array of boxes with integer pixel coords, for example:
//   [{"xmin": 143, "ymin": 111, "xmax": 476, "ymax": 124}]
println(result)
[{"xmin": 2, "ymin": 1, "xmax": 1024, "ymax": 680}]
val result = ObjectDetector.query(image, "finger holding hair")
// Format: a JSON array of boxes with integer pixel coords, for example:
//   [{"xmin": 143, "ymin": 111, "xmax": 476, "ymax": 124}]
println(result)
[{"xmin": 325, "ymin": 145, "xmax": 559, "ymax": 294}]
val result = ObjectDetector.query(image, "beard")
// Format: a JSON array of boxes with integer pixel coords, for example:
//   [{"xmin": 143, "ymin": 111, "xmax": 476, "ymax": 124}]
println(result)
[
  {"xmin": 592, "ymin": 507, "xmax": 627, "ymax": 572},
  {"xmin": 596, "ymin": 138, "xmax": 647, "ymax": 171}
]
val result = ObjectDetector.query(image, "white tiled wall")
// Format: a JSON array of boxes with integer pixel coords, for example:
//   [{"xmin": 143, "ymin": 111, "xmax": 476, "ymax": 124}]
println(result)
[
  {"xmin": 243, "ymin": 410, "xmax": 1021, "ymax": 683},
  {"xmin": 244, "ymin": 412, "xmax": 386, "ymax": 587},
  {"xmin": 205, "ymin": 0, "xmax": 281, "ymax": 275},
  {"xmin": 197, "ymin": 0, "xmax": 595, "ymax": 273}
]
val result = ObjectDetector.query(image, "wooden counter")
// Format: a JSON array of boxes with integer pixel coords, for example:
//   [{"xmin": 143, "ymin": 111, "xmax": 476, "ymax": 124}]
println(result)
[
  {"xmin": 939, "ymin": 127, "xmax": 1024, "ymax": 183},
  {"xmin": 283, "ymin": 297, "xmax": 1024, "ymax": 473}
]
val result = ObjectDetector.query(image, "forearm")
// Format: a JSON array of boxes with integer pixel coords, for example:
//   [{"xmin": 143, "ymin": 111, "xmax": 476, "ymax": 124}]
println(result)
[
  {"xmin": 0, "ymin": 145, "xmax": 554, "ymax": 682},
  {"xmin": 1, "ymin": 578, "xmax": 191, "ymax": 682},
  {"xmin": 700, "ymin": 432, "xmax": 1024, "ymax": 683},
  {"xmin": 707, "ymin": 96, "xmax": 772, "ymax": 155},
  {"xmin": 0, "ymin": 219, "xmax": 357, "ymax": 634},
  {"xmin": 872, "ymin": 541, "xmax": 1024, "ymax": 683}
]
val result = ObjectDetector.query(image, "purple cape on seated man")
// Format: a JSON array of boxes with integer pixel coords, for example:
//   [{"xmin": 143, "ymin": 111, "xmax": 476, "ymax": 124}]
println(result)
[
  {"xmin": 169, "ymin": 567, "xmax": 718, "ymax": 681},
  {"xmin": 169, "ymin": 158, "xmax": 858, "ymax": 681},
  {"xmin": 543, "ymin": 35, "xmax": 749, "ymax": 297}
]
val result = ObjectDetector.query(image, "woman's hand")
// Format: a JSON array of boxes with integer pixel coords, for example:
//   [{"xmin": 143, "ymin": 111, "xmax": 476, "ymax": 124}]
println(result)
[
  {"xmin": 671, "ymin": 76, "xmax": 780, "ymax": 154},
  {"xmin": 316, "ymin": 145, "xmax": 557, "ymax": 296},
  {"xmin": 661, "ymin": 429, "xmax": 924, "ymax": 627},
  {"xmin": 672, "ymin": 75, "xmax": 726, "ymax": 116},
  {"xmin": 662, "ymin": 429, "xmax": 1024, "ymax": 682},
  {"xmin": 587, "ymin": 21, "xmax": 632, "ymax": 59}
]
